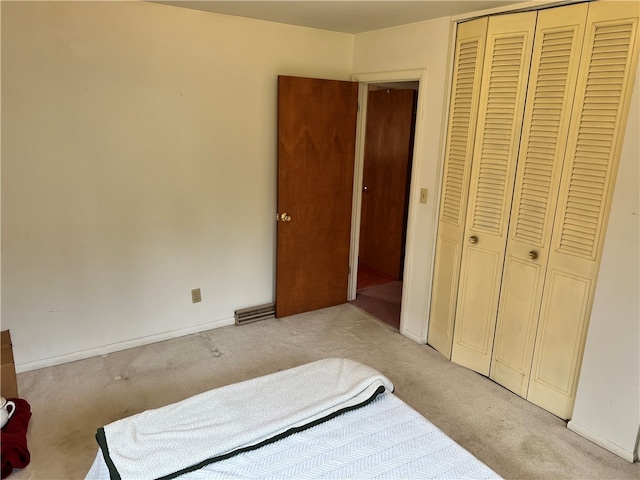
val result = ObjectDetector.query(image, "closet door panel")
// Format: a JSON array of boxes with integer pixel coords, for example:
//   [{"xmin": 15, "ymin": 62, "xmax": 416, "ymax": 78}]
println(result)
[
  {"xmin": 428, "ymin": 17, "xmax": 488, "ymax": 358},
  {"xmin": 531, "ymin": 270, "xmax": 592, "ymax": 399},
  {"xmin": 454, "ymin": 248, "xmax": 502, "ymax": 355},
  {"xmin": 528, "ymin": 1, "xmax": 640, "ymax": 419},
  {"xmin": 451, "ymin": 11, "xmax": 537, "ymax": 375},
  {"xmin": 490, "ymin": 258, "xmax": 543, "ymax": 393},
  {"xmin": 490, "ymin": 3, "xmax": 589, "ymax": 397},
  {"xmin": 428, "ymin": 237, "xmax": 461, "ymax": 355}
]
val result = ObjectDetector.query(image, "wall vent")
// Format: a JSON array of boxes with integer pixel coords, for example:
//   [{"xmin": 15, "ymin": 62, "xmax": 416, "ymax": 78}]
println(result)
[{"xmin": 234, "ymin": 303, "xmax": 275, "ymax": 325}]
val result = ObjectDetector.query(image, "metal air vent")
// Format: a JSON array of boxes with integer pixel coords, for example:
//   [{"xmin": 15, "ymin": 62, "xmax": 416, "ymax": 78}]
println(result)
[{"xmin": 234, "ymin": 303, "xmax": 275, "ymax": 325}]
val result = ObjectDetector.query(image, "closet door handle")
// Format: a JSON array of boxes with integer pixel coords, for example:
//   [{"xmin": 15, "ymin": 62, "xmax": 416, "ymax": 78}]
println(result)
[
  {"xmin": 529, "ymin": 251, "xmax": 538, "ymax": 260},
  {"xmin": 469, "ymin": 236, "xmax": 478, "ymax": 244}
]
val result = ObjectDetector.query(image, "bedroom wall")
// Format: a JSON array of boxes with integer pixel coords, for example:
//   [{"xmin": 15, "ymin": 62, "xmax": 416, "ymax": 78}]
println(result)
[
  {"xmin": 568, "ymin": 61, "xmax": 640, "ymax": 462},
  {"xmin": 1, "ymin": 1, "xmax": 353, "ymax": 369},
  {"xmin": 352, "ymin": 17, "xmax": 453, "ymax": 342}
]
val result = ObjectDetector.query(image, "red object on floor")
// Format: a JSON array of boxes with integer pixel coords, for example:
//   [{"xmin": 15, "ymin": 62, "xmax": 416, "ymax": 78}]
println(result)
[{"xmin": 1, "ymin": 398, "xmax": 32, "ymax": 479}]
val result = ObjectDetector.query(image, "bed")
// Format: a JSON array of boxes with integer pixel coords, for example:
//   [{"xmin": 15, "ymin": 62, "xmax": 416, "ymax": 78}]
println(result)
[{"xmin": 85, "ymin": 358, "xmax": 500, "ymax": 480}]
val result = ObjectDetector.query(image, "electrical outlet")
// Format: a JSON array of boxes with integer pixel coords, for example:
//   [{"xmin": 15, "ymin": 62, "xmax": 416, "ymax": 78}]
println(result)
[{"xmin": 191, "ymin": 288, "xmax": 202, "ymax": 303}]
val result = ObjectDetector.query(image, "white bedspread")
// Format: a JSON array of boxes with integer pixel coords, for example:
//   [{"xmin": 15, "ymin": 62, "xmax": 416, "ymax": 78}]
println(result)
[
  {"xmin": 87, "ymin": 390, "xmax": 500, "ymax": 479},
  {"xmin": 91, "ymin": 358, "xmax": 393, "ymax": 480}
]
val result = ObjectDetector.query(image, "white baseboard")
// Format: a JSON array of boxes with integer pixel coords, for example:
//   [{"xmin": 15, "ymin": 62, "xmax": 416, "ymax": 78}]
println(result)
[
  {"xmin": 15, "ymin": 316, "xmax": 236, "ymax": 373},
  {"xmin": 400, "ymin": 327, "xmax": 426, "ymax": 345},
  {"xmin": 567, "ymin": 420, "xmax": 637, "ymax": 463}
]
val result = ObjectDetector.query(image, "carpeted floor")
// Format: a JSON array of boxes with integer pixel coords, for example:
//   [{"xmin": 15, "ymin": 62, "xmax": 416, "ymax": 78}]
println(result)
[{"xmin": 9, "ymin": 304, "xmax": 640, "ymax": 479}]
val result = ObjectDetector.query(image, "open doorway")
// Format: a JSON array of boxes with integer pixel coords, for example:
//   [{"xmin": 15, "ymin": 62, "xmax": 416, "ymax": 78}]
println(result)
[{"xmin": 350, "ymin": 82, "xmax": 418, "ymax": 329}]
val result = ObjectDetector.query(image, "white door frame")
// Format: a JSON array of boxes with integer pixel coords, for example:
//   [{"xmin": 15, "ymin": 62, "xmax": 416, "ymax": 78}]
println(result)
[{"xmin": 348, "ymin": 69, "xmax": 426, "ymax": 336}]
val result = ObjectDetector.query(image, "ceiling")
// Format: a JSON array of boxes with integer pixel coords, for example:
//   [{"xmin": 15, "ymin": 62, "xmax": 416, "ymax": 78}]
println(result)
[{"xmin": 152, "ymin": 1, "xmax": 525, "ymax": 34}]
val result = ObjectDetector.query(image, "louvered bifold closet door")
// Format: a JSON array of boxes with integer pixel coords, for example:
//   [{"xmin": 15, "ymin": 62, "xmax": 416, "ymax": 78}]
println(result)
[
  {"xmin": 428, "ymin": 17, "xmax": 488, "ymax": 359},
  {"xmin": 489, "ymin": 3, "xmax": 589, "ymax": 398},
  {"xmin": 527, "ymin": 1, "xmax": 639, "ymax": 419},
  {"xmin": 451, "ymin": 11, "xmax": 537, "ymax": 376}
]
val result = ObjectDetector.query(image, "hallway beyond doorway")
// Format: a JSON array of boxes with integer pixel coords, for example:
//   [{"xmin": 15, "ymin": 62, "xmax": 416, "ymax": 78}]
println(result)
[{"xmin": 351, "ymin": 261, "xmax": 401, "ymax": 329}]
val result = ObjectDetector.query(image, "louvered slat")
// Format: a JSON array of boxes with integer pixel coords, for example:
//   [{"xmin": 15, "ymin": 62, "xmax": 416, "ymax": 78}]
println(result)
[
  {"xmin": 472, "ymin": 35, "xmax": 526, "ymax": 234},
  {"xmin": 513, "ymin": 30, "xmax": 575, "ymax": 244},
  {"xmin": 441, "ymin": 38, "xmax": 482, "ymax": 225},
  {"xmin": 558, "ymin": 22, "xmax": 634, "ymax": 258}
]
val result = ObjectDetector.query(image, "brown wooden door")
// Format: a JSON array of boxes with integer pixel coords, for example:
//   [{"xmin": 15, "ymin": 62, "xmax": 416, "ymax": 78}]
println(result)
[
  {"xmin": 359, "ymin": 88, "xmax": 416, "ymax": 279},
  {"xmin": 276, "ymin": 76, "xmax": 358, "ymax": 318}
]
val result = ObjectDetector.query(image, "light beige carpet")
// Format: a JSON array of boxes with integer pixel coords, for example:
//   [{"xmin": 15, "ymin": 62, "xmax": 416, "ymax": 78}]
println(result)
[{"xmin": 10, "ymin": 304, "xmax": 640, "ymax": 479}]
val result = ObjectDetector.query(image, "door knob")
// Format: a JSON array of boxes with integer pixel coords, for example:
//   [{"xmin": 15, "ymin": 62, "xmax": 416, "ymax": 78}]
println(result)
[
  {"xmin": 529, "ymin": 251, "xmax": 538, "ymax": 260},
  {"xmin": 363, "ymin": 186, "xmax": 369, "ymax": 193},
  {"xmin": 469, "ymin": 236, "xmax": 478, "ymax": 244},
  {"xmin": 280, "ymin": 213, "xmax": 292, "ymax": 222}
]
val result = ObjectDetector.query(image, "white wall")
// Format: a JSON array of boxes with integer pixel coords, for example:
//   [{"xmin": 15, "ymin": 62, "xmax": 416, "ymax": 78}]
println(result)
[
  {"xmin": 1, "ymin": 1, "xmax": 353, "ymax": 369},
  {"xmin": 568, "ymin": 61, "xmax": 640, "ymax": 462},
  {"xmin": 352, "ymin": 18, "xmax": 453, "ymax": 342}
]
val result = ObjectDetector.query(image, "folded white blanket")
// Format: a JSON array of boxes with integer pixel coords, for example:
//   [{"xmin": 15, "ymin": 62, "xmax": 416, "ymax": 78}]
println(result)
[{"xmin": 96, "ymin": 358, "xmax": 393, "ymax": 480}]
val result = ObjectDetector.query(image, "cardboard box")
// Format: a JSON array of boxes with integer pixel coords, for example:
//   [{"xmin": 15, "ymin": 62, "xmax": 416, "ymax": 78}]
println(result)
[{"xmin": 1, "ymin": 330, "xmax": 19, "ymax": 398}]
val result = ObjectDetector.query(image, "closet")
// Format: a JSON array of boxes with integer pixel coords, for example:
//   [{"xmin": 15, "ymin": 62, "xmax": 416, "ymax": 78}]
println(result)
[{"xmin": 428, "ymin": 1, "xmax": 639, "ymax": 419}]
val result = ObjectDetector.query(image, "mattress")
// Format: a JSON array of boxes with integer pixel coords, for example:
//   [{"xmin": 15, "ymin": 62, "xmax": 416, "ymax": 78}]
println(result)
[{"xmin": 85, "ymin": 359, "xmax": 500, "ymax": 479}]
